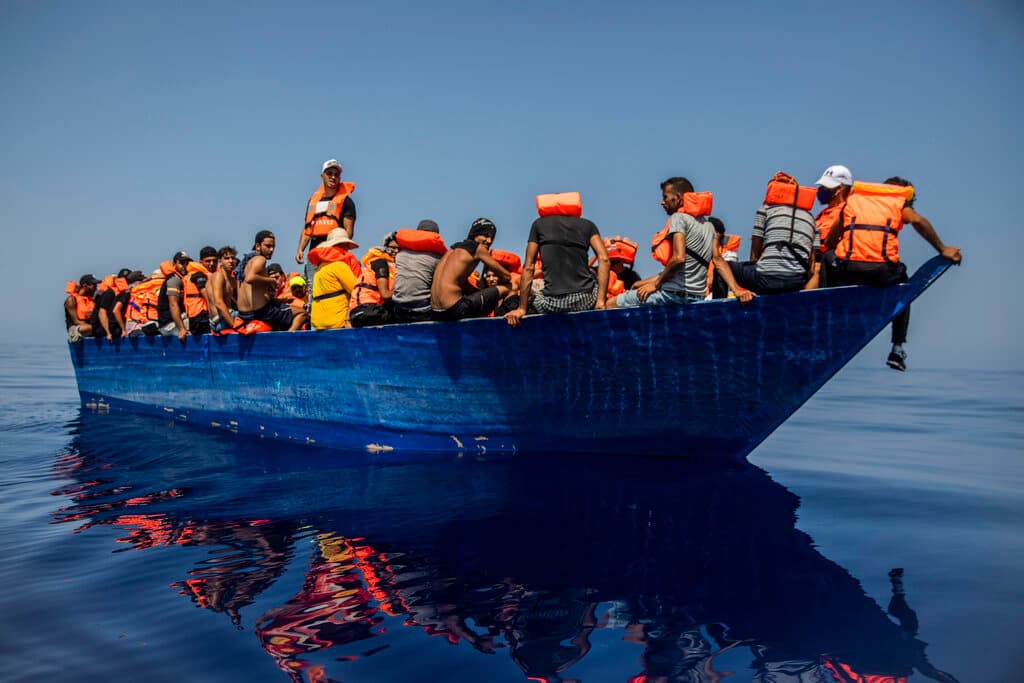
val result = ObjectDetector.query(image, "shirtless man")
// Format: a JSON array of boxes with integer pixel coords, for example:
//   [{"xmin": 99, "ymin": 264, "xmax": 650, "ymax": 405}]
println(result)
[
  {"xmin": 238, "ymin": 230, "xmax": 308, "ymax": 332},
  {"xmin": 209, "ymin": 246, "xmax": 239, "ymax": 333},
  {"xmin": 431, "ymin": 218, "xmax": 512, "ymax": 321}
]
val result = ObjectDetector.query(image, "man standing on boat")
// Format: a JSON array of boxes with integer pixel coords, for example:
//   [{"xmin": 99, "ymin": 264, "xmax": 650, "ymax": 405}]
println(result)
[
  {"xmin": 606, "ymin": 178, "xmax": 716, "ymax": 309},
  {"xmin": 505, "ymin": 192, "xmax": 610, "ymax": 327},
  {"xmin": 822, "ymin": 176, "xmax": 962, "ymax": 371},
  {"xmin": 239, "ymin": 230, "xmax": 308, "ymax": 332},
  {"xmin": 431, "ymin": 218, "xmax": 512, "ymax": 321},
  {"xmin": 295, "ymin": 159, "xmax": 356, "ymax": 286}
]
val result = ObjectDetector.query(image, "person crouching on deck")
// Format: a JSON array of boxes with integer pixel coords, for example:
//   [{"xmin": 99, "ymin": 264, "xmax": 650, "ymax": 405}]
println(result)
[
  {"xmin": 431, "ymin": 218, "xmax": 512, "ymax": 321},
  {"xmin": 822, "ymin": 176, "xmax": 961, "ymax": 371},
  {"xmin": 505, "ymin": 192, "xmax": 610, "ymax": 327},
  {"xmin": 65, "ymin": 274, "xmax": 98, "ymax": 342},
  {"xmin": 238, "ymin": 230, "xmax": 308, "ymax": 332},
  {"xmin": 607, "ymin": 177, "xmax": 716, "ymax": 309}
]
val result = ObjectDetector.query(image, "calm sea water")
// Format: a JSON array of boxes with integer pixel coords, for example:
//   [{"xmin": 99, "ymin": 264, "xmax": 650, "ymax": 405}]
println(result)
[{"xmin": 1, "ymin": 339, "xmax": 1021, "ymax": 683}]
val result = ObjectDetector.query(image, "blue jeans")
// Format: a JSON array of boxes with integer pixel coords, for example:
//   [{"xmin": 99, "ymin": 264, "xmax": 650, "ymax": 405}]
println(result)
[{"xmin": 615, "ymin": 288, "xmax": 693, "ymax": 308}]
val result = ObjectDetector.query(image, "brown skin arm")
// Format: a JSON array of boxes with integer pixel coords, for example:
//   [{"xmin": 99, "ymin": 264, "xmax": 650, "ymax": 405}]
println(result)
[
  {"xmin": 902, "ymin": 206, "xmax": 962, "ymax": 264},
  {"xmin": 710, "ymin": 253, "xmax": 755, "ymax": 303},
  {"xmin": 343, "ymin": 215, "xmax": 355, "ymax": 239},
  {"xmin": 635, "ymin": 232, "xmax": 687, "ymax": 302},
  {"xmin": 65, "ymin": 296, "xmax": 82, "ymax": 326},
  {"xmin": 167, "ymin": 292, "xmax": 187, "ymax": 341},
  {"xmin": 112, "ymin": 300, "xmax": 127, "ymax": 337},
  {"xmin": 749, "ymin": 235, "xmax": 765, "ymax": 261},
  {"xmin": 295, "ymin": 232, "xmax": 310, "ymax": 265},
  {"xmin": 211, "ymin": 271, "xmax": 233, "ymax": 321},
  {"xmin": 505, "ymin": 241, "xmax": 539, "ymax": 327},
  {"xmin": 245, "ymin": 256, "xmax": 277, "ymax": 288},
  {"xmin": 589, "ymin": 234, "xmax": 610, "ymax": 308},
  {"xmin": 823, "ymin": 216, "xmax": 846, "ymax": 252},
  {"xmin": 476, "ymin": 245, "xmax": 512, "ymax": 283},
  {"xmin": 98, "ymin": 307, "xmax": 114, "ymax": 341}
]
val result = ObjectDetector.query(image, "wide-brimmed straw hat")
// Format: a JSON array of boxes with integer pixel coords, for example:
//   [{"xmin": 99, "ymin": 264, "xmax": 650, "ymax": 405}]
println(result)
[{"xmin": 320, "ymin": 227, "xmax": 359, "ymax": 250}]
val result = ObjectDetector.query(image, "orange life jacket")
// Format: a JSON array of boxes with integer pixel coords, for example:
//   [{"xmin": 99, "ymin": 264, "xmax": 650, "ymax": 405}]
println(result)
[
  {"xmin": 97, "ymin": 274, "xmax": 129, "ymax": 294},
  {"xmin": 182, "ymin": 262, "xmax": 211, "ymax": 318},
  {"xmin": 308, "ymin": 245, "xmax": 362, "ymax": 276},
  {"xmin": 65, "ymin": 282, "xmax": 95, "ymax": 321},
  {"xmin": 816, "ymin": 203, "xmax": 845, "ymax": 252},
  {"xmin": 394, "ymin": 229, "xmax": 447, "ymax": 255},
  {"xmin": 536, "ymin": 192, "xmax": 583, "ymax": 217},
  {"xmin": 651, "ymin": 192, "xmax": 714, "ymax": 266},
  {"xmin": 764, "ymin": 179, "xmax": 817, "ymax": 210},
  {"xmin": 126, "ymin": 278, "xmax": 164, "ymax": 324},
  {"xmin": 607, "ymin": 270, "xmax": 625, "ymax": 297},
  {"xmin": 350, "ymin": 247, "xmax": 395, "ymax": 309},
  {"xmin": 303, "ymin": 182, "xmax": 356, "ymax": 237},
  {"xmin": 237, "ymin": 320, "xmax": 273, "ymax": 335},
  {"xmin": 604, "ymin": 236, "xmax": 639, "ymax": 265},
  {"xmin": 835, "ymin": 181, "xmax": 914, "ymax": 264},
  {"xmin": 490, "ymin": 249, "xmax": 522, "ymax": 274}
]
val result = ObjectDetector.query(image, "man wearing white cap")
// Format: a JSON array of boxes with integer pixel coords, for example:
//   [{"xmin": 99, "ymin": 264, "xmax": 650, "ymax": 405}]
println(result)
[
  {"xmin": 296, "ymin": 159, "xmax": 357, "ymax": 285},
  {"xmin": 814, "ymin": 164, "xmax": 854, "ymax": 249}
]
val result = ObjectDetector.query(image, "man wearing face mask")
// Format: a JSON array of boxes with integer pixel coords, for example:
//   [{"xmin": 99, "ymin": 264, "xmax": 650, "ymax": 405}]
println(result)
[{"xmin": 805, "ymin": 164, "xmax": 853, "ymax": 289}]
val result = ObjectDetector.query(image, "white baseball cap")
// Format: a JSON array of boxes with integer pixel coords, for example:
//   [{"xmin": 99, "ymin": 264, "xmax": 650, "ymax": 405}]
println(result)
[
  {"xmin": 815, "ymin": 165, "xmax": 853, "ymax": 189},
  {"xmin": 322, "ymin": 159, "xmax": 342, "ymax": 173}
]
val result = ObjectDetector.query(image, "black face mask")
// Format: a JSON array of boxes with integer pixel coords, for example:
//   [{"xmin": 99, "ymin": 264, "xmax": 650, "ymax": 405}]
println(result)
[{"xmin": 817, "ymin": 187, "xmax": 835, "ymax": 204}]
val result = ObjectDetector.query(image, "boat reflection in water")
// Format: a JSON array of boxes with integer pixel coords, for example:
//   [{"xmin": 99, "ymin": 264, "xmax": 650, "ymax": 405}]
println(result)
[{"xmin": 50, "ymin": 411, "xmax": 960, "ymax": 683}]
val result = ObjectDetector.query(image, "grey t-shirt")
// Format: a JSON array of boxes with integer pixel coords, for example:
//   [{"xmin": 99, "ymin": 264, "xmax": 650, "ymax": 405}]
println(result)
[
  {"xmin": 393, "ymin": 250, "xmax": 441, "ymax": 310},
  {"xmin": 753, "ymin": 204, "xmax": 819, "ymax": 277},
  {"xmin": 660, "ymin": 213, "xmax": 715, "ymax": 298}
]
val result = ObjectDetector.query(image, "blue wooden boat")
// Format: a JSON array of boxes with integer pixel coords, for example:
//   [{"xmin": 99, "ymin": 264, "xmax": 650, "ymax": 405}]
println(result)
[{"xmin": 67, "ymin": 256, "xmax": 954, "ymax": 459}]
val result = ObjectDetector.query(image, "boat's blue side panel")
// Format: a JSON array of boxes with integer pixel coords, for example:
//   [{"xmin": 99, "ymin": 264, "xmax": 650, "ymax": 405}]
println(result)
[{"xmin": 69, "ymin": 257, "xmax": 952, "ymax": 459}]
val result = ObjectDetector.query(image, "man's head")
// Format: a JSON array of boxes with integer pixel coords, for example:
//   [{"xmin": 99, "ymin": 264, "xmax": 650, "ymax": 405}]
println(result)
[
  {"xmin": 253, "ymin": 230, "xmax": 276, "ymax": 257},
  {"xmin": 660, "ymin": 177, "xmax": 694, "ymax": 215},
  {"xmin": 482, "ymin": 267, "xmax": 500, "ymax": 287},
  {"xmin": 267, "ymin": 262, "xmax": 284, "ymax": 285},
  {"xmin": 416, "ymin": 219, "xmax": 440, "ymax": 233},
  {"xmin": 289, "ymin": 276, "xmax": 307, "ymax": 298},
  {"xmin": 124, "ymin": 270, "xmax": 145, "ymax": 284},
  {"xmin": 199, "ymin": 246, "xmax": 218, "ymax": 272},
  {"xmin": 172, "ymin": 250, "xmax": 192, "ymax": 276},
  {"xmin": 321, "ymin": 159, "xmax": 342, "ymax": 193},
  {"xmin": 218, "ymin": 246, "xmax": 238, "ymax": 272},
  {"xmin": 78, "ymin": 273, "xmax": 98, "ymax": 295},
  {"xmin": 815, "ymin": 164, "xmax": 853, "ymax": 203},
  {"xmin": 884, "ymin": 176, "xmax": 915, "ymax": 207},
  {"xmin": 468, "ymin": 217, "xmax": 497, "ymax": 246}
]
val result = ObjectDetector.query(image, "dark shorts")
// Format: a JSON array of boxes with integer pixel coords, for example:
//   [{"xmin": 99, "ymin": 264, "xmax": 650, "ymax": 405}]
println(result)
[
  {"xmin": 432, "ymin": 287, "xmax": 503, "ymax": 321},
  {"xmin": 393, "ymin": 301, "xmax": 434, "ymax": 324},
  {"xmin": 238, "ymin": 302, "xmax": 293, "ymax": 331},
  {"xmin": 728, "ymin": 261, "xmax": 807, "ymax": 295},
  {"xmin": 822, "ymin": 251, "xmax": 908, "ymax": 288},
  {"xmin": 349, "ymin": 303, "xmax": 394, "ymax": 328}
]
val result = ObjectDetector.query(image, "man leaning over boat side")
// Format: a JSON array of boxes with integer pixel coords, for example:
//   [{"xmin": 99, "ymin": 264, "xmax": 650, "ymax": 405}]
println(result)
[
  {"xmin": 431, "ymin": 218, "xmax": 512, "ymax": 321},
  {"xmin": 296, "ymin": 159, "xmax": 356, "ymax": 287},
  {"xmin": 822, "ymin": 176, "xmax": 962, "ymax": 371},
  {"xmin": 238, "ymin": 230, "xmax": 308, "ymax": 332},
  {"xmin": 308, "ymin": 227, "xmax": 361, "ymax": 330},
  {"xmin": 505, "ymin": 192, "xmax": 610, "ymax": 327},
  {"xmin": 606, "ymin": 177, "xmax": 717, "ymax": 309}
]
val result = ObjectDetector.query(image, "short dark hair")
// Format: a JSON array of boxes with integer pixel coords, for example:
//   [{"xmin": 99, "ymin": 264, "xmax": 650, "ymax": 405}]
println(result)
[
  {"xmin": 884, "ymin": 177, "xmax": 915, "ymax": 205},
  {"xmin": 218, "ymin": 245, "xmax": 237, "ymax": 258},
  {"xmin": 254, "ymin": 229, "xmax": 274, "ymax": 247},
  {"xmin": 199, "ymin": 246, "xmax": 218, "ymax": 259},
  {"xmin": 468, "ymin": 217, "xmax": 496, "ymax": 241},
  {"xmin": 267, "ymin": 263, "xmax": 284, "ymax": 275},
  {"xmin": 660, "ymin": 177, "xmax": 694, "ymax": 195},
  {"xmin": 707, "ymin": 216, "xmax": 725, "ymax": 235}
]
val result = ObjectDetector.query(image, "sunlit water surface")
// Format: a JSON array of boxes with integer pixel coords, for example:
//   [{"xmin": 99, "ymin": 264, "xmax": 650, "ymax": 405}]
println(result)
[{"xmin": 1, "ymin": 339, "xmax": 1021, "ymax": 683}]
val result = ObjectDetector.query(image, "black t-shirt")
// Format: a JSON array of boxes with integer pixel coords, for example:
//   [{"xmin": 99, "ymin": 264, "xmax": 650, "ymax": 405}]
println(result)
[
  {"xmin": 528, "ymin": 215, "xmax": 599, "ymax": 295},
  {"xmin": 308, "ymin": 196, "xmax": 357, "ymax": 250},
  {"xmin": 90, "ymin": 289, "xmax": 122, "ymax": 335},
  {"xmin": 449, "ymin": 238, "xmax": 479, "ymax": 256}
]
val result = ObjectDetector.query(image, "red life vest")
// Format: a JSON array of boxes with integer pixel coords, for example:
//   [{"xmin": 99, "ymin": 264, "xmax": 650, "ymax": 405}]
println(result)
[
  {"xmin": 651, "ymin": 192, "xmax": 714, "ymax": 266},
  {"xmin": 350, "ymin": 247, "xmax": 395, "ymax": 309},
  {"xmin": 304, "ymin": 183, "xmax": 356, "ymax": 238},
  {"xmin": 835, "ymin": 181, "xmax": 914, "ymax": 264},
  {"xmin": 607, "ymin": 270, "xmax": 626, "ymax": 297},
  {"xmin": 97, "ymin": 274, "xmax": 129, "ymax": 294},
  {"xmin": 764, "ymin": 179, "xmax": 817, "ymax": 210},
  {"xmin": 394, "ymin": 229, "xmax": 447, "ymax": 255},
  {"xmin": 822, "ymin": 656, "xmax": 908, "ymax": 683},
  {"xmin": 490, "ymin": 249, "xmax": 522, "ymax": 274},
  {"xmin": 536, "ymin": 192, "xmax": 583, "ymax": 217},
  {"xmin": 816, "ymin": 203, "xmax": 845, "ymax": 252}
]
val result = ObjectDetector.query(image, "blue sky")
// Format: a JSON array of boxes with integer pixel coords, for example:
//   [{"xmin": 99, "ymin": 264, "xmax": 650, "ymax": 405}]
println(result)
[{"xmin": 1, "ymin": 1, "xmax": 1021, "ymax": 369}]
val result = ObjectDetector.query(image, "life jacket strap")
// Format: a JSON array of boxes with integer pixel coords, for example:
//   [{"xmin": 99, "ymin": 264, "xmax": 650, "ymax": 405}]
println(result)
[{"xmin": 312, "ymin": 289, "xmax": 345, "ymax": 302}]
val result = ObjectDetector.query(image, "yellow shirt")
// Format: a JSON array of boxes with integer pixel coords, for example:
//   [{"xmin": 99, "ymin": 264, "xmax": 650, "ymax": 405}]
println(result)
[{"xmin": 311, "ymin": 261, "xmax": 358, "ymax": 330}]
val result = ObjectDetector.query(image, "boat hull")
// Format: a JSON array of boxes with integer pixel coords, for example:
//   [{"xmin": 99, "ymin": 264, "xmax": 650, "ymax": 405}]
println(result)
[{"xmin": 68, "ymin": 257, "xmax": 952, "ymax": 459}]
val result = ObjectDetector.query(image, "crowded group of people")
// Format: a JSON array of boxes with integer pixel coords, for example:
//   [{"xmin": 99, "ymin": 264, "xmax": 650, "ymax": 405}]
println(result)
[{"xmin": 65, "ymin": 159, "xmax": 961, "ymax": 370}]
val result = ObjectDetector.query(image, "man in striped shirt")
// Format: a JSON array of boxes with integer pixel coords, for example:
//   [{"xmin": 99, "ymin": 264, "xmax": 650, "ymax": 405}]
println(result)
[{"xmin": 713, "ymin": 179, "xmax": 819, "ymax": 298}]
